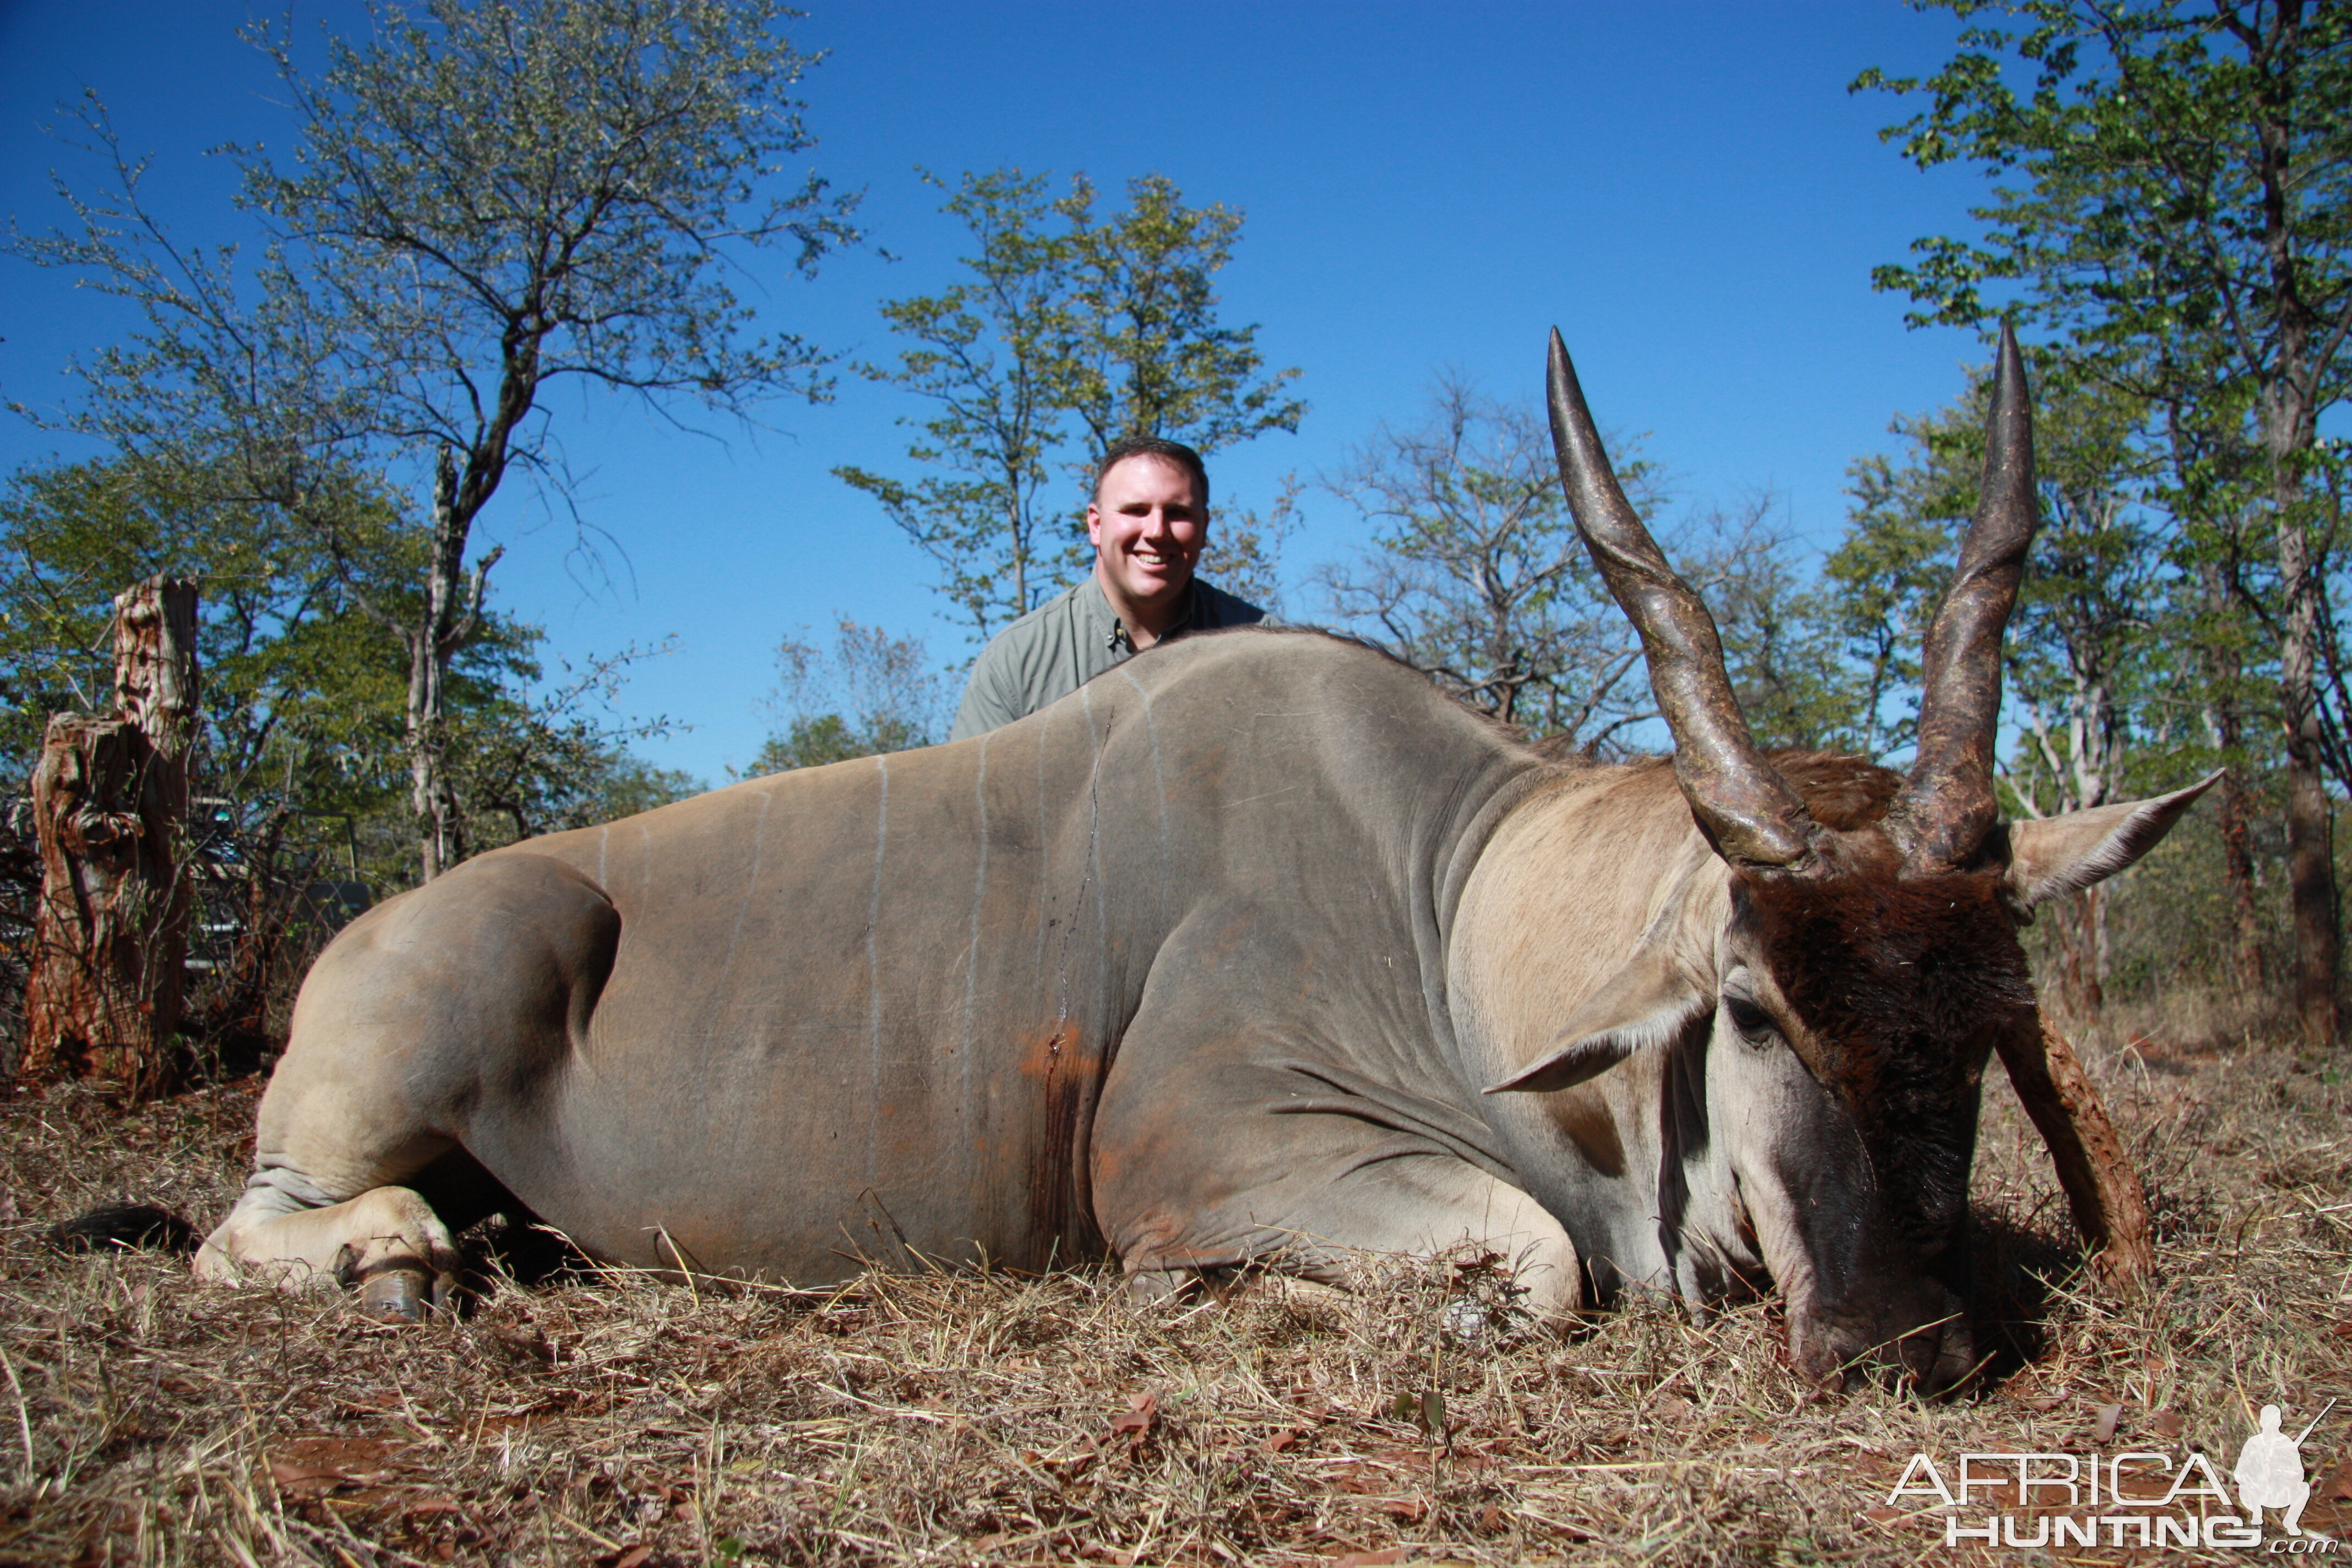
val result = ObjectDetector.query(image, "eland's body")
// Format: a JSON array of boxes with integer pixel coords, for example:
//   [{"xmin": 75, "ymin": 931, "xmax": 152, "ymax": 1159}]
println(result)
[
  {"xmin": 200, "ymin": 328, "xmax": 2210, "ymax": 1389},
  {"xmin": 225, "ymin": 634, "xmax": 1583, "ymax": 1293}
]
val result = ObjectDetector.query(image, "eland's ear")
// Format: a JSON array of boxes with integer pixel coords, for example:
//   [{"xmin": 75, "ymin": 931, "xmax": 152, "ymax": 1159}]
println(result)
[
  {"xmin": 2002, "ymin": 771, "xmax": 2223, "ymax": 910},
  {"xmin": 1483, "ymin": 949, "xmax": 1711, "ymax": 1095}
]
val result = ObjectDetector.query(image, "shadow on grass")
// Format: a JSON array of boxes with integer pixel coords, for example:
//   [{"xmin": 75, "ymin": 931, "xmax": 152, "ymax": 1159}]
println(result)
[
  {"xmin": 461, "ymin": 1209, "xmax": 596, "ymax": 1295},
  {"xmin": 1963, "ymin": 1202, "xmax": 2078, "ymax": 1386}
]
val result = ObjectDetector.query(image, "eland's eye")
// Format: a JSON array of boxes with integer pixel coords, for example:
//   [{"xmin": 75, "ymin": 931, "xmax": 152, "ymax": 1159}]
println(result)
[{"xmin": 1724, "ymin": 995, "xmax": 1774, "ymax": 1037}]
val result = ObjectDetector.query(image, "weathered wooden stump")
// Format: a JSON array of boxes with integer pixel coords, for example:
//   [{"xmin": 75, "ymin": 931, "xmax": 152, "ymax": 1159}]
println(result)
[{"xmin": 19, "ymin": 577, "xmax": 199, "ymax": 1098}]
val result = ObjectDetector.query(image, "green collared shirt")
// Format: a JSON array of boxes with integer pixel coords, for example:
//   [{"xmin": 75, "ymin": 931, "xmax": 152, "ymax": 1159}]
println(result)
[{"xmin": 948, "ymin": 574, "xmax": 1271, "ymax": 741}]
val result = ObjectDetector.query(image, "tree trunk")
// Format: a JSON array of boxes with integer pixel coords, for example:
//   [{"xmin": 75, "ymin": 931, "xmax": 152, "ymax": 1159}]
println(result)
[
  {"xmin": 2247, "ymin": 1, "xmax": 2337, "ymax": 1052},
  {"xmin": 407, "ymin": 453, "xmax": 455, "ymax": 882},
  {"xmin": 2273, "ymin": 422, "xmax": 2336, "ymax": 1050},
  {"xmin": 405, "ymin": 448, "xmax": 498, "ymax": 883},
  {"xmin": 2048, "ymin": 888, "xmax": 2106, "ymax": 1025},
  {"xmin": 2199, "ymin": 582, "xmax": 2266, "ymax": 994},
  {"xmin": 20, "ymin": 577, "xmax": 200, "ymax": 1097},
  {"xmin": 2282, "ymin": 677, "xmax": 2337, "ymax": 1049},
  {"xmin": 2216, "ymin": 764, "xmax": 2266, "ymax": 994}
]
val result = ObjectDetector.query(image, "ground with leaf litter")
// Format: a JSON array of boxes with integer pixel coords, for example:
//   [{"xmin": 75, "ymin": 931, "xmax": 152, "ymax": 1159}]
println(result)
[{"xmin": 0, "ymin": 1006, "xmax": 2346, "ymax": 1566}]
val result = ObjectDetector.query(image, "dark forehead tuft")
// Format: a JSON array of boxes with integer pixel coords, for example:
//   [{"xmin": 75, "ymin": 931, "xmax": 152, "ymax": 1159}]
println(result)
[
  {"xmin": 1739, "ymin": 864, "xmax": 2034, "ymax": 1228},
  {"xmin": 1771, "ymin": 751, "xmax": 1903, "ymax": 833},
  {"xmin": 1741, "ymin": 866, "xmax": 2034, "ymax": 1077}
]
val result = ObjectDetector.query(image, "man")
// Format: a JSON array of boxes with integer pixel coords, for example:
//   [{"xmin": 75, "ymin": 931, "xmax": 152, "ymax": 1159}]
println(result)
[
  {"xmin": 948, "ymin": 434, "xmax": 1270, "ymax": 741},
  {"xmin": 2236, "ymin": 1403, "xmax": 2315, "ymax": 1536}
]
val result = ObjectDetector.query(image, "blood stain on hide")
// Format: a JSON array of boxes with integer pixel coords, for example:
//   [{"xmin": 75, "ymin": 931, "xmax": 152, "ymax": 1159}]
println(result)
[{"xmin": 1018, "ymin": 1024, "xmax": 1108, "ymax": 1266}]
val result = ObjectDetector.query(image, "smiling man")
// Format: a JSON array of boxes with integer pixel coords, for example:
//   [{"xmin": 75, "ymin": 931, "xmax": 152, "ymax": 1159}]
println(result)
[{"xmin": 947, "ymin": 435, "xmax": 1271, "ymax": 741}]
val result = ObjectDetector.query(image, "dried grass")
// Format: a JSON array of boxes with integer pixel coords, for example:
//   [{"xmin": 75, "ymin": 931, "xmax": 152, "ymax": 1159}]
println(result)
[{"xmin": 0, "ymin": 998, "xmax": 2345, "ymax": 1565}]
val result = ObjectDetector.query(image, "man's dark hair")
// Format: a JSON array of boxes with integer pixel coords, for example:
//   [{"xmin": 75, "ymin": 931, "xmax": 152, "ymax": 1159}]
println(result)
[{"xmin": 1093, "ymin": 434, "xmax": 1209, "ymax": 511}]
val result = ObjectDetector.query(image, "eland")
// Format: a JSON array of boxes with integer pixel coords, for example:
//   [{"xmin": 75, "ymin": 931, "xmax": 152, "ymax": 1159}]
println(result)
[{"xmin": 195, "ymin": 326, "xmax": 2207, "ymax": 1389}]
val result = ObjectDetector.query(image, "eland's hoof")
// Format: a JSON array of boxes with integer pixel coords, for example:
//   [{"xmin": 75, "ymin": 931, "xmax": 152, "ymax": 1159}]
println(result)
[
  {"xmin": 1125, "ymin": 1266, "xmax": 1204, "ymax": 1306},
  {"xmin": 356, "ymin": 1263, "xmax": 440, "ymax": 1322}
]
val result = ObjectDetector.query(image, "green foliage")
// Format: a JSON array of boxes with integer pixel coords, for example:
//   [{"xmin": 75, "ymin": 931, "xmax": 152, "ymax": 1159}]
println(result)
[
  {"xmin": 442, "ymin": 642, "xmax": 700, "ymax": 853},
  {"xmin": 0, "ymin": 454, "xmax": 689, "ymax": 888},
  {"xmin": 1197, "ymin": 475, "xmax": 1303, "ymax": 616},
  {"xmin": 1853, "ymin": 1, "xmax": 2352, "ymax": 792},
  {"xmin": 0, "ymin": 456, "xmax": 411, "ymax": 812},
  {"xmin": 1853, "ymin": 1, "xmax": 2352, "ymax": 368},
  {"xmin": 748, "ymin": 714, "xmax": 906, "ymax": 775},
  {"xmin": 1707, "ymin": 517, "xmax": 1865, "ymax": 755},
  {"xmin": 1854, "ymin": 4, "xmax": 2352, "ymax": 1054},
  {"xmin": 1823, "ymin": 360, "xmax": 2168, "ymax": 776},
  {"xmin": 257, "ymin": 0, "xmax": 851, "ymax": 460},
  {"xmin": 13, "ymin": 0, "xmax": 858, "ymax": 520},
  {"xmin": 1821, "ymin": 361, "xmax": 2187, "ymax": 789},
  {"xmin": 2003, "ymin": 368, "xmax": 2180, "ymax": 809},
  {"xmin": 1825, "ymin": 435, "xmax": 1965, "ymax": 758},
  {"xmin": 8, "ymin": 0, "xmax": 855, "ymax": 878},
  {"xmin": 1853, "ymin": 4, "xmax": 2352, "ymax": 726},
  {"xmin": 1319, "ymin": 378, "xmax": 1844, "ymax": 752},
  {"xmin": 837, "ymin": 169, "xmax": 1303, "ymax": 639},
  {"xmin": 746, "ymin": 620, "xmax": 945, "ymax": 775},
  {"xmin": 1059, "ymin": 173, "xmax": 1309, "ymax": 458},
  {"xmin": 833, "ymin": 171, "xmax": 1077, "ymax": 638}
]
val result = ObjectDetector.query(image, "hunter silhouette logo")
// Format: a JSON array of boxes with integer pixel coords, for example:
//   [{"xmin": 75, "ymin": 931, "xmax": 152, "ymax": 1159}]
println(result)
[
  {"xmin": 2239, "ymin": 1401, "xmax": 2332, "ymax": 1538},
  {"xmin": 1884, "ymin": 1397, "xmax": 2341, "ymax": 1550}
]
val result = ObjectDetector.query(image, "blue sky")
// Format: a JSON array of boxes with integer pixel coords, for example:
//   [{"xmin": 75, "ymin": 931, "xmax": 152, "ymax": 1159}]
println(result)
[{"xmin": 0, "ymin": 1, "xmax": 1999, "ymax": 782}]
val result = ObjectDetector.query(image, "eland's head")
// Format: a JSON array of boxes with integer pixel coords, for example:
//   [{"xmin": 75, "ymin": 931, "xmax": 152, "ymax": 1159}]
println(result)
[{"xmin": 1486, "ymin": 327, "xmax": 2211, "ymax": 1389}]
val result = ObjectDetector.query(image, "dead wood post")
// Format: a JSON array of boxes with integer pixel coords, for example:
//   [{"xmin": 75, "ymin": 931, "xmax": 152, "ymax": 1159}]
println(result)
[
  {"xmin": 1994, "ymin": 1016, "xmax": 2156, "ymax": 1289},
  {"xmin": 19, "ymin": 577, "xmax": 200, "ymax": 1097}
]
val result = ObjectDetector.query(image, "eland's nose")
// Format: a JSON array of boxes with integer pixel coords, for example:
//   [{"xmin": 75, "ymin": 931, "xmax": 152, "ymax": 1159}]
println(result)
[{"xmin": 1794, "ymin": 1283, "xmax": 1975, "ymax": 1394}]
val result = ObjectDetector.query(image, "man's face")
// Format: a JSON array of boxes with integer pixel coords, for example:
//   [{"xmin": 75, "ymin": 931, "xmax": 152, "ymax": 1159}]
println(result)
[{"xmin": 1088, "ymin": 455, "xmax": 1207, "ymax": 615}]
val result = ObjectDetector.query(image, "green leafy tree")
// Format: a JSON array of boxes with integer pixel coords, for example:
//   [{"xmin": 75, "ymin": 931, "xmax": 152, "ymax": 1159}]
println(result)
[
  {"xmin": 1855, "ymin": 0, "xmax": 2352, "ymax": 1046},
  {"xmin": 0, "ymin": 455, "xmax": 412, "ymax": 818},
  {"xmin": 0, "ymin": 454, "xmax": 684, "ymax": 892},
  {"xmin": 747, "ymin": 619, "xmax": 946, "ymax": 774},
  {"xmin": 838, "ymin": 170, "xmax": 1304, "ymax": 641},
  {"xmin": 1060, "ymin": 175, "xmax": 1308, "ymax": 459},
  {"xmin": 834, "ymin": 171, "xmax": 1079, "ymax": 637},
  {"xmin": 1313, "ymin": 377, "xmax": 1835, "ymax": 750},
  {"xmin": 10, "ymin": 0, "xmax": 857, "ymax": 881},
  {"xmin": 1197, "ymin": 475, "xmax": 1303, "ymax": 616},
  {"xmin": 1981, "ymin": 369, "xmax": 2171, "ymax": 1021},
  {"xmin": 1826, "ymin": 439, "xmax": 1964, "ymax": 760},
  {"xmin": 2142, "ymin": 393, "xmax": 2279, "ymax": 988},
  {"xmin": 1704, "ymin": 503, "xmax": 1866, "ymax": 755},
  {"xmin": 448, "ymin": 645, "xmax": 699, "ymax": 848},
  {"xmin": 1822, "ymin": 360, "xmax": 2184, "ymax": 1019}
]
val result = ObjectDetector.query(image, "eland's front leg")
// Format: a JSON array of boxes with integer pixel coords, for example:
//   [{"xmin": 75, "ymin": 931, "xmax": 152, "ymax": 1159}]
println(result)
[
  {"xmin": 196, "ymin": 851, "xmax": 620, "ymax": 1319},
  {"xmin": 1090, "ymin": 1017, "xmax": 1583, "ymax": 1320},
  {"xmin": 198, "ymin": 1178, "xmax": 462, "ymax": 1320}
]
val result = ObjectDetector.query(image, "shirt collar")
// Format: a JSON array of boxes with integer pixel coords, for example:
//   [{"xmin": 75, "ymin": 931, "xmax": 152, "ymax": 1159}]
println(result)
[{"xmin": 1099, "ymin": 576, "xmax": 1199, "ymax": 653}]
